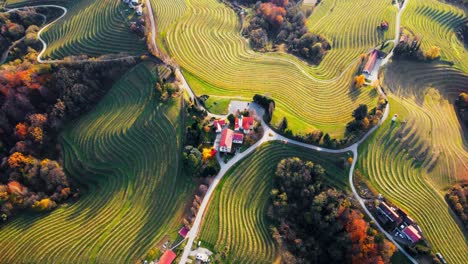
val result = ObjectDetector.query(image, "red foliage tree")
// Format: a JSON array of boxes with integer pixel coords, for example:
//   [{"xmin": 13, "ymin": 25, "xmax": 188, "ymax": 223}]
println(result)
[{"xmin": 259, "ymin": 3, "xmax": 286, "ymax": 26}]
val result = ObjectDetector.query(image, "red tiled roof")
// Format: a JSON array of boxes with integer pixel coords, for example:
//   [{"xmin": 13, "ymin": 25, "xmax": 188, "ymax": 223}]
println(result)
[
  {"xmin": 159, "ymin": 250, "xmax": 177, "ymax": 264},
  {"xmin": 233, "ymin": 132, "xmax": 244, "ymax": 142},
  {"xmin": 220, "ymin": 129, "xmax": 234, "ymax": 149},
  {"xmin": 403, "ymin": 226, "xmax": 421, "ymax": 243},
  {"xmin": 242, "ymin": 117, "xmax": 254, "ymax": 130},
  {"xmin": 363, "ymin": 50, "xmax": 378, "ymax": 74}
]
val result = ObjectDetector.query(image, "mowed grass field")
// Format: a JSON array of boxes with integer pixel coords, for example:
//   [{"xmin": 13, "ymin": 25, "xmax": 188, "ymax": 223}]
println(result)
[
  {"xmin": 357, "ymin": 94, "xmax": 468, "ymax": 264},
  {"xmin": 0, "ymin": 62, "xmax": 194, "ymax": 263},
  {"xmin": 151, "ymin": 0, "xmax": 396, "ymax": 137},
  {"xmin": 198, "ymin": 142, "xmax": 349, "ymax": 263},
  {"xmin": 401, "ymin": 0, "xmax": 468, "ymax": 72},
  {"xmin": 6, "ymin": 0, "xmax": 147, "ymax": 59}
]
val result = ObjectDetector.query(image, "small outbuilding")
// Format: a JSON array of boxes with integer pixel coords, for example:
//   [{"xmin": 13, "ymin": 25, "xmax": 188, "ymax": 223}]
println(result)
[
  {"xmin": 136, "ymin": 5, "xmax": 143, "ymax": 16},
  {"xmin": 403, "ymin": 225, "xmax": 422, "ymax": 243},
  {"xmin": 233, "ymin": 132, "xmax": 244, "ymax": 144},
  {"xmin": 196, "ymin": 253, "xmax": 209, "ymax": 262}
]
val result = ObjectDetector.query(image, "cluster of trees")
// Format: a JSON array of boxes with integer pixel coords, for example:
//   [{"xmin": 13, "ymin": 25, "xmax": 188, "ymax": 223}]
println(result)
[
  {"xmin": 455, "ymin": 92, "xmax": 468, "ymax": 126},
  {"xmin": 446, "ymin": 184, "xmax": 467, "ymax": 230},
  {"xmin": 269, "ymin": 157, "xmax": 396, "ymax": 263},
  {"xmin": 0, "ymin": 35, "xmax": 137, "ymax": 221},
  {"xmin": 253, "ymin": 94, "xmax": 275, "ymax": 122},
  {"xmin": 393, "ymin": 37, "xmax": 424, "ymax": 60},
  {"xmin": 236, "ymin": 0, "xmax": 330, "ymax": 63},
  {"xmin": 346, "ymin": 99, "xmax": 387, "ymax": 136},
  {"xmin": 183, "ymin": 183, "xmax": 209, "ymax": 230},
  {"xmin": 183, "ymin": 104, "xmax": 220, "ymax": 177},
  {"xmin": 182, "ymin": 145, "xmax": 219, "ymax": 177},
  {"xmin": 0, "ymin": 8, "xmax": 44, "ymax": 52},
  {"xmin": 394, "ymin": 36, "xmax": 442, "ymax": 61}
]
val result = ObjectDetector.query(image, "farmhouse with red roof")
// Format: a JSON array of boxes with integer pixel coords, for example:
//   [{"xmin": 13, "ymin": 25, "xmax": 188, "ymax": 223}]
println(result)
[
  {"xmin": 233, "ymin": 132, "xmax": 244, "ymax": 144},
  {"xmin": 213, "ymin": 119, "xmax": 226, "ymax": 133},
  {"xmin": 234, "ymin": 115, "xmax": 256, "ymax": 134},
  {"xmin": 159, "ymin": 250, "xmax": 177, "ymax": 264},
  {"xmin": 403, "ymin": 225, "xmax": 422, "ymax": 243},
  {"xmin": 363, "ymin": 50, "xmax": 378, "ymax": 75},
  {"xmin": 219, "ymin": 129, "xmax": 234, "ymax": 153},
  {"xmin": 242, "ymin": 116, "xmax": 255, "ymax": 134}
]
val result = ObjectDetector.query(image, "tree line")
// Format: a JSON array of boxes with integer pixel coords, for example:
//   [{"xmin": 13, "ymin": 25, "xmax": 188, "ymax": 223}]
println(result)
[
  {"xmin": 269, "ymin": 157, "xmax": 396, "ymax": 263},
  {"xmin": 446, "ymin": 184, "xmax": 468, "ymax": 230}
]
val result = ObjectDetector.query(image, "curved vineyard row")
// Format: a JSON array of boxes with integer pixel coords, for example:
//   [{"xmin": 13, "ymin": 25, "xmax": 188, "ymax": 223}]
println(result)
[
  {"xmin": 357, "ymin": 95, "xmax": 468, "ymax": 264},
  {"xmin": 0, "ymin": 62, "xmax": 193, "ymax": 263},
  {"xmin": 7, "ymin": 0, "xmax": 147, "ymax": 59},
  {"xmin": 150, "ymin": 0, "xmax": 395, "ymax": 137},
  {"xmin": 198, "ymin": 142, "xmax": 348, "ymax": 263},
  {"xmin": 401, "ymin": 0, "xmax": 468, "ymax": 71}
]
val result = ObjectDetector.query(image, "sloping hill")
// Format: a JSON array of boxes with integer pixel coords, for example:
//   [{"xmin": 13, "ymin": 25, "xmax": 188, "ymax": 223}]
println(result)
[
  {"xmin": 198, "ymin": 142, "xmax": 348, "ymax": 263},
  {"xmin": 0, "ymin": 62, "xmax": 193, "ymax": 263}
]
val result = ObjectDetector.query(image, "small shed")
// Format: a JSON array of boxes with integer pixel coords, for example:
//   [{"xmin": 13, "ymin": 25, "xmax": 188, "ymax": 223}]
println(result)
[
  {"xmin": 136, "ymin": 5, "xmax": 143, "ymax": 16},
  {"xmin": 196, "ymin": 253, "xmax": 209, "ymax": 262},
  {"xmin": 178, "ymin": 226, "xmax": 189, "ymax": 238}
]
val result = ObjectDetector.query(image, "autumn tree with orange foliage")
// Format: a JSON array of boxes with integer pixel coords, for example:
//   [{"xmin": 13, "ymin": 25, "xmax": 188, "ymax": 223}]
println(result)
[
  {"xmin": 259, "ymin": 3, "xmax": 286, "ymax": 26},
  {"xmin": 7, "ymin": 152, "xmax": 33, "ymax": 168},
  {"xmin": 355, "ymin": 75, "xmax": 366, "ymax": 88},
  {"xmin": 15, "ymin": 122, "xmax": 28, "ymax": 139}
]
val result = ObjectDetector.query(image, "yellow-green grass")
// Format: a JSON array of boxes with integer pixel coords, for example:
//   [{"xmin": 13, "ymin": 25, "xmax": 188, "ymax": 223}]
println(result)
[
  {"xmin": 198, "ymin": 142, "xmax": 349, "ymax": 263},
  {"xmin": 27, "ymin": 0, "xmax": 146, "ymax": 59},
  {"xmin": 0, "ymin": 62, "xmax": 194, "ymax": 263},
  {"xmin": 357, "ymin": 95, "xmax": 468, "ymax": 264},
  {"xmin": 401, "ymin": 0, "xmax": 468, "ymax": 72},
  {"xmin": 150, "ymin": 0, "xmax": 394, "ymax": 137}
]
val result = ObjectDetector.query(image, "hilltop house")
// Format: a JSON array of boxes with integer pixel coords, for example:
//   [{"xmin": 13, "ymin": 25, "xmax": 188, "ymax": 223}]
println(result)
[
  {"xmin": 234, "ymin": 115, "xmax": 255, "ymax": 134},
  {"xmin": 219, "ymin": 129, "xmax": 234, "ymax": 153},
  {"xmin": 363, "ymin": 50, "xmax": 378, "ymax": 75}
]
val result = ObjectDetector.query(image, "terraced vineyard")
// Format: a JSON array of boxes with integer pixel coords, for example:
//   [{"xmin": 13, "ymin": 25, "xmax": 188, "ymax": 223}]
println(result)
[
  {"xmin": 0, "ymin": 62, "xmax": 193, "ymax": 263},
  {"xmin": 151, "ymin": 0, "xmax": 395, "ymax": 137},
  {"xmin": 401, "ymin": 0, "xmax": 468, "ymax": 71},
  {"xmin": 198, "ymin": 142, "xmax": 348, "ymax": 263},
  {"xmin": 357, "ymin": 93, "xmax": 468, "ymax": 264},
  {"xmin": 7, "ymin": 0, "xmax": 147, "ymax": 59}
]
